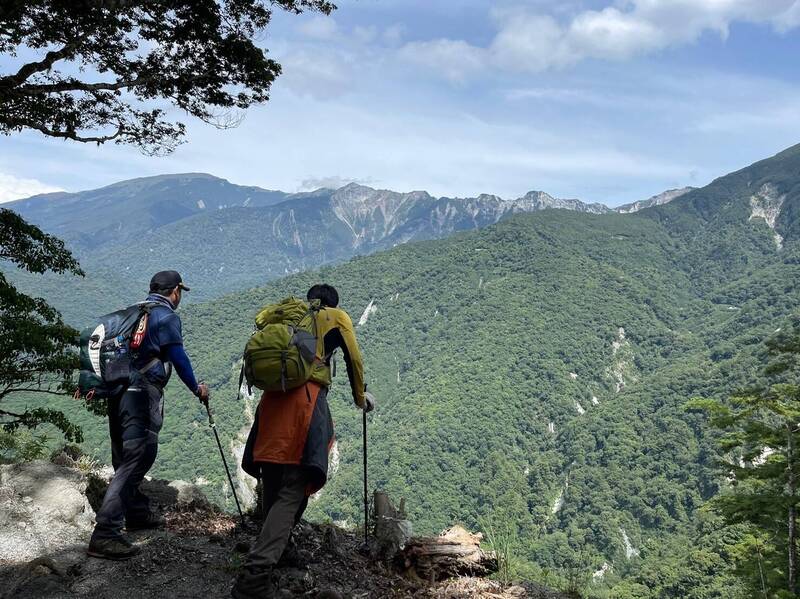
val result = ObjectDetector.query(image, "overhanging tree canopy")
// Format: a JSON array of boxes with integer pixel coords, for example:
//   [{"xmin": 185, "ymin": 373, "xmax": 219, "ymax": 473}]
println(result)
[
  {"xmin": 0, "ymin": 0, "xmax": 335, "ymax": 155},
  {"xmin": 0, "ymin": 208, "xmax": 85, "ymax": 442}
]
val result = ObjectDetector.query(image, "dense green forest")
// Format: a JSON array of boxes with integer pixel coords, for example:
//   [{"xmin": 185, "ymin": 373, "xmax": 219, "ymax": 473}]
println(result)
[{"xmin": 7, "ymin": 144, "xmax": 800, "ymax": 597}]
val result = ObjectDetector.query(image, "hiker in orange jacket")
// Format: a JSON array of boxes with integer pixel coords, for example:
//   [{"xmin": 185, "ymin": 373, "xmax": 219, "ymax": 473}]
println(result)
[{"xmin": 232, "ymin": 284, "xmax": 374, "ymax": 599}]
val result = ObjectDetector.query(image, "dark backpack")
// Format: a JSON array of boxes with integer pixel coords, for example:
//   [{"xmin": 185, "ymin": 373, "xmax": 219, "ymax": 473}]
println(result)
[{"xmin": 77, "ymin": 302, "xmax": 159, "ymax": 401}]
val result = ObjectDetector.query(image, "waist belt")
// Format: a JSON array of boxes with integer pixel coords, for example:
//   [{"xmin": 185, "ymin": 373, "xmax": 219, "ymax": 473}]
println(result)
[
  {"xmin": 138, "ymin": 357, "xmax": 161, "ymax": 374},
  {"xmin": 136, "ymin": 357, "xmax": 171, "ymax": 392}
]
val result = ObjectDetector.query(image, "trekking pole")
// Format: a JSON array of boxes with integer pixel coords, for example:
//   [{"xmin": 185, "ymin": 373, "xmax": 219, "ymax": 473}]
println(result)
[
  {"xmin": 362, "ymin": 407, "xmax": 369, "ymax": 544},
  {"xmin": 203, "ymin": 398, "xmax": 247, "ymax": 529}
]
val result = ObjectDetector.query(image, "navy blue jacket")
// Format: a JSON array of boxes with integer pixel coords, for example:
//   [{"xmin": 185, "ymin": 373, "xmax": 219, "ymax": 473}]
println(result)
[{"xmin": 134, "ymin": 294, "xmax": 199, "ymax": 394}]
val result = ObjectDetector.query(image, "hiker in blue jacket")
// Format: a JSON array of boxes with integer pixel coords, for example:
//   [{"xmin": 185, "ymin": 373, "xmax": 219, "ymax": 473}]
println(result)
[{"xmin": 88, "ymin": 270, "xmax": 209, "ymax": 560}]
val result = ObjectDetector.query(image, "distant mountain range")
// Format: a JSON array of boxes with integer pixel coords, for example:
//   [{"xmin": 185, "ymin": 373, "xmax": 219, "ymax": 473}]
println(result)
[
  {"xmin": 3, "ymin": 175, "xmax": 693, "ymax": 319},
  {"xmin": 7, "ymin": 173, "xmax": 692, "ymax": 253}
]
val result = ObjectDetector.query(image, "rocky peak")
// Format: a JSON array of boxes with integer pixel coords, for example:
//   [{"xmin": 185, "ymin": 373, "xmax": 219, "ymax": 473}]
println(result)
[
  {"xmin": 330, "ymin": 185, "xmax": 435, "ymax": 247},
  {"xmin": 512, "ymin": 190, "xmax": 611, "ymax": 214},
  {"xmin": 615, "ymin": 187, "xmax": 695, "ymax": 214}
]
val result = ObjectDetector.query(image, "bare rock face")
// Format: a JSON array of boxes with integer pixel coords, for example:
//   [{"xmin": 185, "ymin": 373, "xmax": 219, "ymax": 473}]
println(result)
[
  {"xmin": 0, "ymin": 459, "xmax": 214, "ymax": 570},
  {"xmin": 0, "ymin": 461, "xmax": 95, "ymax": 564},
  {"xmin": 85, "ymin": 468, "xmax": 212, "ymax": 514},
  {"xmin": 615, "ymin": 187, "xmax": 694, "ymax": 214}
]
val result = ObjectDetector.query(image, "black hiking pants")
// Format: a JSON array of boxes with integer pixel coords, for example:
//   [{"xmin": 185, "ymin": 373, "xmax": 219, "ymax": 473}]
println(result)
[{"xmin": 91, "ymin": 381, "xmax": 164, "ymax": 540}]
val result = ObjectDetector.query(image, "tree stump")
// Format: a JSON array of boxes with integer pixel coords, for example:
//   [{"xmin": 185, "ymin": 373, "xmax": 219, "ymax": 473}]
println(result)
[
  {"xmin": 373, "ymin": 491, "xmax": 413, "ymax": 560},
  {"xmin": 400, "ymin": 525, "xmax": 498, "ymax": 583}
]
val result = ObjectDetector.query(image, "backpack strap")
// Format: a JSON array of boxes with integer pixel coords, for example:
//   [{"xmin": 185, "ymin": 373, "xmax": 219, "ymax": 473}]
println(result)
[
  {"xmin": 235, "ymin": 361, "xmax": 246, "ymax": 401},
  {"xmin": 280, "ymin": 350, "xmax": 289, "ymax": 392}
]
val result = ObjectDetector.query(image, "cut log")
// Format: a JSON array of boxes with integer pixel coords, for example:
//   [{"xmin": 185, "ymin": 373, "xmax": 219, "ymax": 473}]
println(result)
[{"xmin": 400, "ymin": 525, "xmax": 498, "ymax": 582}]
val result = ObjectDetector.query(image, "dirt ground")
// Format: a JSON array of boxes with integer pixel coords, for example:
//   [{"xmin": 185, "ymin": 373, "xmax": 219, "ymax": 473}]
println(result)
[{"xmin": 1, "ymin": 502, "xmax": 568, "ymax": 599}]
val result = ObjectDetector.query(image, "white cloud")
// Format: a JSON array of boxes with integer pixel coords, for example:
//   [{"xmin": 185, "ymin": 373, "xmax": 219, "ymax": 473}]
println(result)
[
  {"xmin": 400, "ymin": 0, "xmax": 800, "ymax": 77},
  {"xmin": 277, "ymin": 49, "xmax": 354, "ymax": 99},
  {"xmin": 0, "ymin": 173, "xmax": 63, "ymax": 203},
  {"xmin": 298, "ymin": 175, "xmax": 377, "ymax": 191},
  {"xmin": 383, "ymin": 23, "xmax": 406, "ymax": 46},
  {"xmin": 353, "ymin": 25, "xmax": 378, "ymax": 45},
  {"xmin": 398, "ymin": 38, "xmax": 487, "ymax": 83},
  {"xmin": 297, "ymin": 15, "xmax": 339, "ymax": 40}
]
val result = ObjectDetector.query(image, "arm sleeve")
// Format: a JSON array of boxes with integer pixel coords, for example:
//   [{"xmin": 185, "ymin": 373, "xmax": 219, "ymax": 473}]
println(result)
[
  {"xmin": 164, "ymin": 343, "xmax": 199, "ymax": 395},
  {"xmin": 336, "ymin": 312, "xmax": 366, "ymax": 408}
]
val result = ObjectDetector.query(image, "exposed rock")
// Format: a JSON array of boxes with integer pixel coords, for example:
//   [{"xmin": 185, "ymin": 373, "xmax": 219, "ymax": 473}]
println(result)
[
  {"xmin": 749, "ymin": 182, "xmax": 786, "ymax": 249},
  {"xmin": 86, "ymin": 469, "xmax": 213, "ymax": 513},
  {"xmin": 620, "ymin": 527, "xmax": 640, "ymax": 559},
  {"xmin": 592, "ymin": 561, "xmax": 612, "ymax": 581},
  {"xmin": 615, "ymin": 187, "xmax": 694, "ymax": 214},
  {"xmin": 511, "ymin": 190, "xmax": 610, "ymax": 215},
  {"xmin": 357, "ymin": 298, "xmax": 378, "ymax": 326},
  {"xmin": 2, "ymin": 556, "xmax": 73, "ymax": 599},
  {"xmin": 608, "ymin": 327, "xmax": 636, "ymax": 393},
  {"xmin": 0, "ymin": 461, "xmax": 94, "ymax": 564},
  {"xmin": 551, "ymin": 488, "xmax": 565, "ymax": 515}
]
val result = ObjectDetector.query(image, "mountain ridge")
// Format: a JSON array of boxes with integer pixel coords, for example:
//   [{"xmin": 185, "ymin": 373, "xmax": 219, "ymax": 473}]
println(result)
[
  {"xmin": 3, "ymin": 173, "xmax": 696, "ymax": 313},
  {"xmin": 7, "ymin": 173, "xmax": 690, "ymax": 251}
]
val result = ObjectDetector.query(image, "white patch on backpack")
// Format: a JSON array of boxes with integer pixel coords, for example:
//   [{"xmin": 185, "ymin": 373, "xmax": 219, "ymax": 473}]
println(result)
[{"xmin": 89, "ymin": 324, "xmax": 105, "ymax": 376}]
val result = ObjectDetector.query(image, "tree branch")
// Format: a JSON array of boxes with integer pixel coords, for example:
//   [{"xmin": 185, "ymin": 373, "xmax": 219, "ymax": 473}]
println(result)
[
  {"xmin": 0, "ymin": 44, "xmax": 76, "ymax": 89},
  {"xmin": 0, "ymin": 408, "xmax": 27, "ymax": 420},
  {"xmin": 16, "ymin": 75, "xmax": 153, "ymax": 95},
  {"xmin": 0, "ymin": 386, "xmax": 69, "ymax": 402},
  {"xmin": 19, "ymin": 120, "xmax": 124, "ymax": 143}
]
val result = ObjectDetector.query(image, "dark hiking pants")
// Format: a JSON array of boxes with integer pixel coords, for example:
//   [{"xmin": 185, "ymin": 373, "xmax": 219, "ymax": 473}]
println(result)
[
  {"xmin": 91, "ymin": 382, "xmax": 164, "ymax": 540},
  {"xmin": 246, "ymin": 464, "xmax": 312, "ymax": 570}
]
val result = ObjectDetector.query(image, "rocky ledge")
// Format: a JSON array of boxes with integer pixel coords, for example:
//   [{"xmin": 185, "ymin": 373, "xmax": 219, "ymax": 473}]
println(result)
[{"xmin": 0, "ymin": 456, "xmax": 567, "ymax": 599}]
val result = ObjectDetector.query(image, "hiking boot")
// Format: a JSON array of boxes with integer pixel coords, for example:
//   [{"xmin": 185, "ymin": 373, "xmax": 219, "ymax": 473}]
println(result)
[
  {"xmin": 87, "ymin": 536, "xmax": 141, "ymax": 560},
  {"xmin": 231, "ymin": 567, "xmax": 275, "ymax": 599},
  {"xmin": 276, "ymin": 537, "xmax": 311, "ymax": 569},
  {"xmin": 125, "ymin": 512, "xmax": 166, "ymax": 531}
]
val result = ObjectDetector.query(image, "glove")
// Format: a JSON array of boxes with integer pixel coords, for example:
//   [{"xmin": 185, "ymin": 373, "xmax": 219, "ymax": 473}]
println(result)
[
  {"xmin": 194, "ymin": 383, "xmax": 210, "ymax": 403},
  {"xmin": 363, "ymin": 391, "xmax": 376, "ymax": 413}
]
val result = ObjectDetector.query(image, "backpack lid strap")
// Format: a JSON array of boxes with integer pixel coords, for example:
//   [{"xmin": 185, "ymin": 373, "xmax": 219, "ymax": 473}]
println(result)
[{"xmin": 236, "ymin": 362, "xmax": 245, "ymax": 401}]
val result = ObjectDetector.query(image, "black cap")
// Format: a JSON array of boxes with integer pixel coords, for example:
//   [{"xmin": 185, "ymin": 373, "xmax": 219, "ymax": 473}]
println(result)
[{"xmin": 149, "ymin": 270, "xmax": 190, "ymax": 293}]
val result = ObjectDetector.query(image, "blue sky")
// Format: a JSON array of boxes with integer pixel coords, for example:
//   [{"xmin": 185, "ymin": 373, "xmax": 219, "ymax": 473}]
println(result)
[{"xmin": 2, "ymin": 0, "xmax": 800, "ymax": 206}]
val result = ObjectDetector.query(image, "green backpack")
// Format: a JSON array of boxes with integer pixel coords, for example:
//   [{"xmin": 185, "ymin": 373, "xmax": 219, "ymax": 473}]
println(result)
[{"xmin": 241, "ymin": 297, "xmax": 322, "ymax": 394}]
